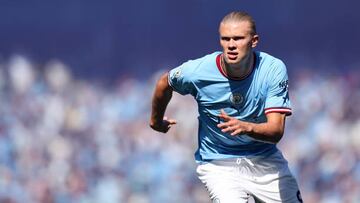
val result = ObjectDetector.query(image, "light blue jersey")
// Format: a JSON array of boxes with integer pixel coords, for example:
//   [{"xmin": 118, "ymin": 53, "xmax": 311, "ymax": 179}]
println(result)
[{"xmin": 168, "ymin": 51, "xmax": 291, "ymax": 162}]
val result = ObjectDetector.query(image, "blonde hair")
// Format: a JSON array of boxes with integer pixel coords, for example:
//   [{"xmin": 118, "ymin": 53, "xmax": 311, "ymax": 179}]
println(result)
[{"xmin": 220, "ymin": 11, "xmax": 257, "ymax": 35}]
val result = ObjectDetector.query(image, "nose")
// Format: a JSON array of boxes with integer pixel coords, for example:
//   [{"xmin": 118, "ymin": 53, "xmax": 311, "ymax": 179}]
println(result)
[{"xmin": 228, "ymin": 39, "xmax": 236, "ymax": 50}]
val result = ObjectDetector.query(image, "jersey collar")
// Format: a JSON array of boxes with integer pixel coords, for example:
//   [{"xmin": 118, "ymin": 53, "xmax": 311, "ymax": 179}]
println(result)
[{"xmin": 216, "ymin": 53, "xmax": 256, "ymax": 81}]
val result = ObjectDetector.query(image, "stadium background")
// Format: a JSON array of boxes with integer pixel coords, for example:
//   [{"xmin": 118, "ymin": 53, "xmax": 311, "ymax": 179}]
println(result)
[{"xmin": 0, "ymin": 1, "xmax": 359, "ymax": 202}]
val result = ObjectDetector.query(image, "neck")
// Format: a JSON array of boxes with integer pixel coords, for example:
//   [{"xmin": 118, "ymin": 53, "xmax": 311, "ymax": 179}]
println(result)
[{"xmin": 221, "ymin": 52, "xmax": 254, "ymax": 80}]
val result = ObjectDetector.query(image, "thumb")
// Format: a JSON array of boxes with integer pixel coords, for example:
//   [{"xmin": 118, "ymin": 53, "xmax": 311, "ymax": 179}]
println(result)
[
  {"xmin": 219, "ymin": 109, "xmax": 231, "ymax": 121},
  {"xmin": 163, "ymin": 116, "xmax": 177, "ymax": 125},
  {"xmin": 167, "ymin": 119, "xmax": 177, "ymax": 125}
]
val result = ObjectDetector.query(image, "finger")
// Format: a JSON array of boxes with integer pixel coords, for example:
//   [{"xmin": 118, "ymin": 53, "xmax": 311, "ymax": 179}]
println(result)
[
  {"xmin": 218, "ymin": 114, "xmax": 229, "ymax": 121},
  {"xmin": 231, "ymin": 127, "xmax": 246, "ymax": 136},
  {"xmin": 230, "ymin": 129, "xmax": 240, "ymax": 136},
  {"xmin": 165, "ymin": 121, "xmax": 177, "ymax": 132},
  {"xmin": 163, "ymin": 124, "xmax": 173, "ymax": 133},
  {"xmin": 221, "ymin": 128, "xmax": 229, "ymax": 133},
  {"xmin": 217, "ymin": 122, "xmax": 230, "ymax": 128},
  {"xmin": 163, "ymin": 116, "xmax": 177, "ymax": 125},
  {"xmin": 220, "ymin": 109, "xmax": 227, "ymax": 115},
  {"xmin": 218, "ymin": 109, "xmax": 231, "ymax": 121},
  {"xmin": 221, "ymin": 125, "xmax": 234, "ymax": 133},
  {"xmin": 217, "ymin": 118, "xmax": 236, "ymax": 128},
  {"xmin": 166, "ymin": 125, "xmax": 172, "ymax": 131},
  {"xmin": 167, "ymin": 119, "xmax": 177, "ymax": 125},
  {"xmin": 219, "ymin": 118, "xmax": 237, "ymax": 127},
  {"xmin": 159, "ymin": 126, "xmax": 169, "ymax": 133},
  {"xmin": 220, "ymin": 109, "xmax": 231, "ymax": 118}
]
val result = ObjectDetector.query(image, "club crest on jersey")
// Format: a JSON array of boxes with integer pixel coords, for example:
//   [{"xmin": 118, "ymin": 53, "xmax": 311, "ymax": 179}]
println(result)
[
  {"xmin": 213, "ymin": 198, "xmax": 220, "ymax": 203},
  {"xmin": 230, "ymin": 92, "xmax": 244, "ymax": 107}
]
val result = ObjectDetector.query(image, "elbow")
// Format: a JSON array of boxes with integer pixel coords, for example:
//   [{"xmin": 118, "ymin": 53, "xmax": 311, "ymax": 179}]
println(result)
[
  {"xmin": 272, "ymin": 133, "xmax": 283, "ymax": 143},
  {"xmin": 264, "ymin": 112, "xmax": 287, "ymax": 144},
  {"xmin": 271, "ymin": 129, "xmax": 284, "ymax": 143}
]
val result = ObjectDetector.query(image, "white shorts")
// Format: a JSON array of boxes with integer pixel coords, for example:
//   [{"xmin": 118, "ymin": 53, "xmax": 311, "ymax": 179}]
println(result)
[{"xmin": 196, "ymin": 151, "xmax": 302, "ymax": 203}]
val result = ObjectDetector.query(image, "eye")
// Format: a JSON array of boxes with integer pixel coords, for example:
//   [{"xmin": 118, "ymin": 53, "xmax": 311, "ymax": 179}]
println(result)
[
  {"xmin": 233, "ymin": 36, "xmax": 245, "ymax": 41},
  {"xmin": 221, "ymin": 37, "xmax": 230, "ymax": 41}
]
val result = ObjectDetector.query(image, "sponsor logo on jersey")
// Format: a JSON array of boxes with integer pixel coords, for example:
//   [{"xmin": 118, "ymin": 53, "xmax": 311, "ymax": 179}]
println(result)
[
  {"xmin": 277, "ymin": 80, "xmax": 289, "ymax": 96},
  {"xmin": 279, "ymin": 80, "xmax": 289, "ymax": 90}
]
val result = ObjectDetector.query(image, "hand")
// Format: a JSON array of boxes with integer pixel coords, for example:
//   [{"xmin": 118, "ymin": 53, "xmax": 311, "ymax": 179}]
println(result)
[
  {"xmin": 217, "ymin": 109, "xmax": 250, "ymax": 136},
  {"xmin": 150, "ymin": 116, "xmax": 177, "ymax": 133}
]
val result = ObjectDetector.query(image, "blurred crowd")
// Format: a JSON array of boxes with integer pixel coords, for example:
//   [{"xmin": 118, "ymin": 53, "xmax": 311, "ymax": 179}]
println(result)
[{"xmin": 0, "ymin": 55, "xmax": 359, "ymax": 203}]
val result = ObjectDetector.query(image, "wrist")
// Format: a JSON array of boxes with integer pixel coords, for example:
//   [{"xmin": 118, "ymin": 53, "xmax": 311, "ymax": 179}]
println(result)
[
  {"xmin": 150, "ymin": 119, "xmax": 161, "ymax": 126},
  {"xmin": 245, "ymin": 122, "xmax": 255, "ymax": 134}
]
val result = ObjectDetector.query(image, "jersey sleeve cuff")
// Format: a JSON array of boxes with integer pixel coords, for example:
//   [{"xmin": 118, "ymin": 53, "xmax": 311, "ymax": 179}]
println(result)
[
  {"xmin": 264, "ymin": 107, "xmax": 292, "ymax": 116},
  {"xmin": 167, "ymin": 71, "xmax": 173, "ymax": 87},
  {"xmin": 167, "ymin": 71, "xmax": 182, "ymax": 93}
]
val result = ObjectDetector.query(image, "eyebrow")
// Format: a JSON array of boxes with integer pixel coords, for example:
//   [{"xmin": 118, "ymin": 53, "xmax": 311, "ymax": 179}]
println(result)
[{"xmin": 220, "ymin": 36, "xmax": 245, "ymax": 40}]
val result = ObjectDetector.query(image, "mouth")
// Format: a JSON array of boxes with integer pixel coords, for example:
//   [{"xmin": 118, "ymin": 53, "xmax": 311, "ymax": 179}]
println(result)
[{"xmin": 227, "ymin": 52, "xmax": 238, "ymax": 60}]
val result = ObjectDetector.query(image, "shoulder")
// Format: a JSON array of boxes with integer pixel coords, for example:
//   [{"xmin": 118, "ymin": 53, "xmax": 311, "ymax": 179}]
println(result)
[
  {"xmin": 175, "ymin": 51, "xmax": 221, "ymax": 76},
  {"xmin": 255, "ymin": 51, "xmax": 287, "ymax": 78},
  {"xmin": 169, "ymin": 52, "xmax": 220, "ymax": 81},
  {"xmin": 182, "ymin": 51, "xmax": 221, "ymax": 67},
  {"xmin": 257, "ymin": 51, "xmax": 286, "ymax": 70}
]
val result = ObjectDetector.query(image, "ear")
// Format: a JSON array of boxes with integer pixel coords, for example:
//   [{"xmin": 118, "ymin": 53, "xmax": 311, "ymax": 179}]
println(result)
[{"xmin": 251, "ymin": 35, "xmax": 259, "ymax": 48}]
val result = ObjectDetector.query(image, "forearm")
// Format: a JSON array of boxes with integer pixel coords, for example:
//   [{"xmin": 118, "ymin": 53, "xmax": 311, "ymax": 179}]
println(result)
[
  {"xmin": 218, "ymin": 111, "xmax": 286, "ymax": 143},
  {"xmin": 150, "ymin": 73, "xmax": 173, "ymax": 127},
  {"xmin": 245, "ymin": 120, "xmax": 284, "ymax": 143}
]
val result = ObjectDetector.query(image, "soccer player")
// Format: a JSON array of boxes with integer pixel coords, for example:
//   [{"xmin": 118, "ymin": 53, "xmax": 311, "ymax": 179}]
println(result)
[{"xmin": 150, "ymin": 11, "xmax": 302, "ymax": 203}]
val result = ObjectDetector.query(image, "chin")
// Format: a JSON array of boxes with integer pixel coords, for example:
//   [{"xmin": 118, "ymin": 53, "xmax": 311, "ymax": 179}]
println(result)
[{"xmin": 225, "ymin": 57, "xmax": 241, "ymax": 65}]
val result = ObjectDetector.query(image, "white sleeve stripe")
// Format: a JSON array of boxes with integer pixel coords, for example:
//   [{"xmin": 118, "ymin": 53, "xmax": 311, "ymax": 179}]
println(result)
[{"xmin": 265, "ymin": 108, "xmax": 292, "ymax": 114}]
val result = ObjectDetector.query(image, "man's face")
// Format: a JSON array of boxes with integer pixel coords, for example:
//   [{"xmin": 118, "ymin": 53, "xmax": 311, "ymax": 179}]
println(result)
[{"xmin": 219, "ymin": 20, "xmax": 258, "ymax": 65}]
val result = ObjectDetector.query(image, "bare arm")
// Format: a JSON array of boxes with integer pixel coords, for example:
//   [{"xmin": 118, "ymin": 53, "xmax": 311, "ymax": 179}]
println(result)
[
  {"xmin": 149, "ymin": 72, "xmax": 177, "ymax": 133},
  {"xmin": 217, "ymin": 110, "xmax": 286, "ymax": 143}
]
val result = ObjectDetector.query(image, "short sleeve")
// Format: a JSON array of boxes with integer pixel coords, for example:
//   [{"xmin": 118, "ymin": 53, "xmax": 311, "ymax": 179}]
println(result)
[
  {"xmin": 264, "ymin": 60, "xmax": 292, "ymax": 115},
  {"xmin": 168, "ymin": 61, "xmax": 196, "ymax": 96}
]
